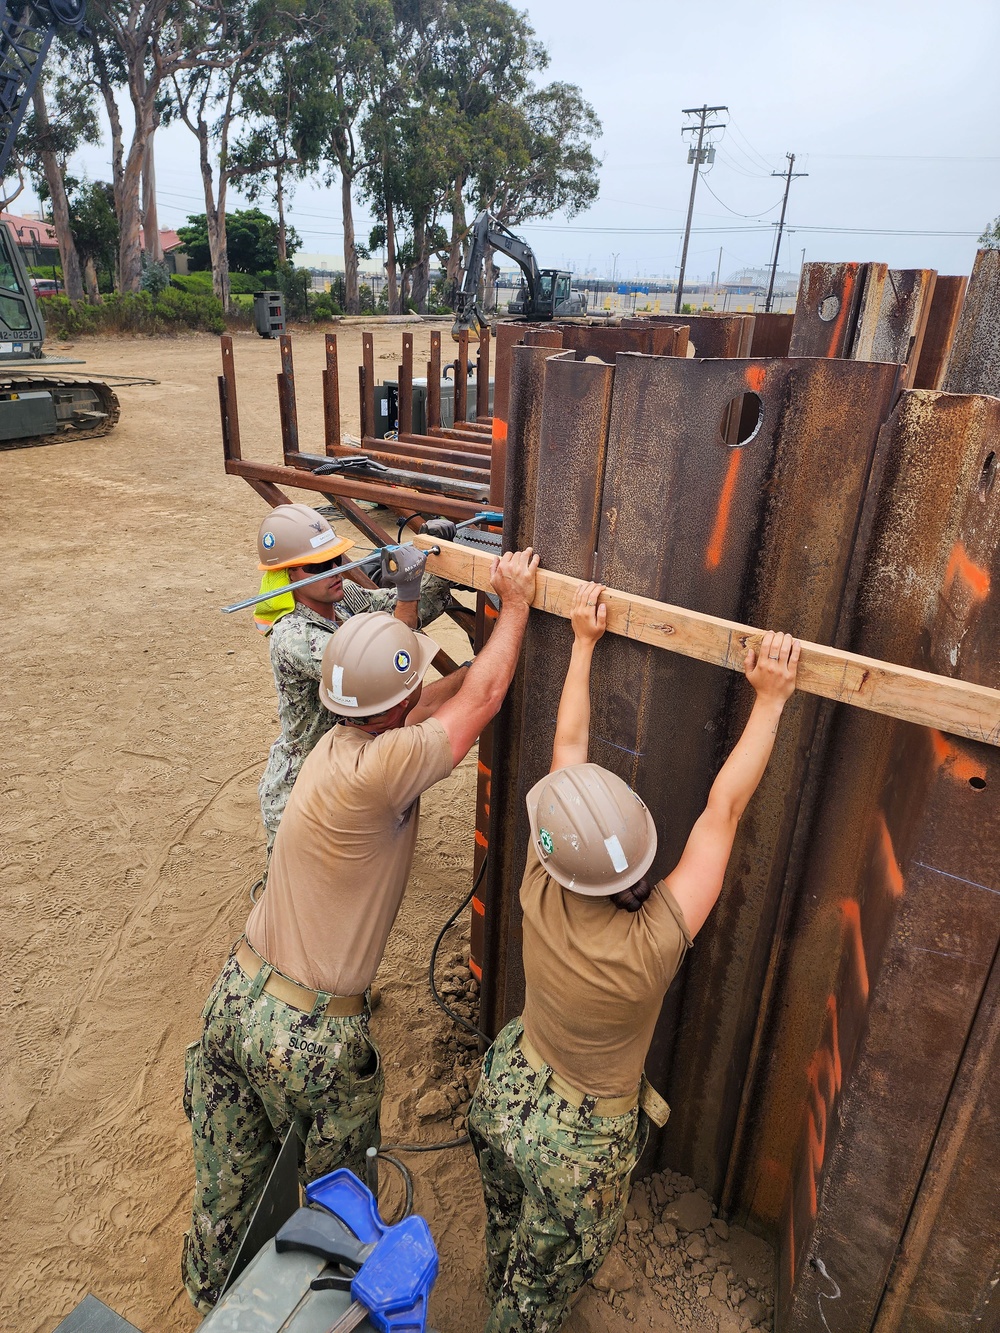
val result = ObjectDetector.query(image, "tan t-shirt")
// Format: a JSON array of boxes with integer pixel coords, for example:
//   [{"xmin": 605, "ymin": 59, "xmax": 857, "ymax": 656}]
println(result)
[
  {"xmin": 246, "ymin": 717, "xmax": 453, "ymax": 995},
  {"xmin": 520, "ymin": 843, "xmax": 692, "ymax": 1098}
]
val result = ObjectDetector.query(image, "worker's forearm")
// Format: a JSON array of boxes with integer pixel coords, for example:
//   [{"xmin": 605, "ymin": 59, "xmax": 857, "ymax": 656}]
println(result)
[
  {"xmin": 553, "ymin": 639, "xmax": 596, "ymax": 756},
  {"xmin": 708, "ymin": 696, "xmax": 786, "ymax": 822},
  {"xmin": 408, "ymin": 666, "xmax": 468, "ymax": 723},
  {"xmin": 393, "ymin": 598, "xmax": 419, "ymax": 629},
  {"xmin": 463, "ymin": 601, "xmax": 529, "ymax": 706}
]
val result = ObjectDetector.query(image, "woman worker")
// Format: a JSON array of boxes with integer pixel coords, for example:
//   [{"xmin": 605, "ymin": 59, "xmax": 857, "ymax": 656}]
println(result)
[{"xmin": 468, "ymin": 581, "xmax": 800, "ymax": 1332}]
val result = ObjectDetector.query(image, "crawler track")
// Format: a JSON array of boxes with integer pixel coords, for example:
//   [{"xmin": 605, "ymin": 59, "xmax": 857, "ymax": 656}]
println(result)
[{"xmin": 0, "ymin": 374, "xmax": 121, "ymax": 450}]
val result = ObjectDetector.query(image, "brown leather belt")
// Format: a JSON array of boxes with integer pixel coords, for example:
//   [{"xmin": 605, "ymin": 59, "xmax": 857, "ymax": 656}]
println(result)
[
  {"xmin": 235, "ymin": 939, "xmax": 365, "ymax": 1017},
  {"xmin": 518, "ymin": 1033, "xmax": 638, "ymax": 1117}
]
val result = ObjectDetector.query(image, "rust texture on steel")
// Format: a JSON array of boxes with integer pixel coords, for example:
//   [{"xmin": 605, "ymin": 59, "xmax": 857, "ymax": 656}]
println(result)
[
  {"xmin": 478, "ymin": 343, "xmax": 564, "ymax": 1032},
  {"xmin": 322, "ymin": 333, "xmax": 340, "ymax": 452},
  {"xmin": 277, "ymin": 334, "xmax": 299, "ymax": 458},
  {"xmin": 943, "ymin": 248, "xmax": 1000, "ymax": 397},
  {"xmin": 723, "ymin": 391, "xmax": 1000, "ymax": 1333},
  {"xmin": 343, "ymin": 441, "xmax": 488, "ymax": 484},
  {"xmin": 748, "ymin": 312, "xmax": 794, "ymax": 359},
  {"xmin": 576, "ymin": 355, "xmax": 899, "ymax": 1186},
  {"xmin": 869, "ymin": 268, "xmax": 937, "ymax": 387},
  {"xmin": 362, "ymin": 333, "xmax": 376, "ymax": 439},
  {"xmin": 490, "ymin": 323, "xmax": 526, "ymax": 506},
  {"xmin": 560, "ymin": 322, "xmax": 689, "ymax": 359},
  {"xmin": 428, "ymin": 331, "xmax": 442, "ymax": 429},
  {"xmin": 789, "ymin": 262, "xmax": 887, "ymax": 359},
  {"xmin": 911, "ymin": 275, "xmax": 968, "ymax": 390},
  {"xmin": 398, "ymin": 333, "xmax": 413, "ymax": 436},
  {"xmin": 368, "ymin": 435, "xmax": 490, "ymax": 467},
  {"xmin": 219, "ymin": 335, "xmax": 241, "ymax": 458},
  {"xmin": 476, "ymin": 326, "xmax": 491, "ymax": 420}
]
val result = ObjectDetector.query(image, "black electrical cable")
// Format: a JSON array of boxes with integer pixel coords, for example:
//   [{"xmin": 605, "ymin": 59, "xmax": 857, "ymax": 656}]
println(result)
[
  {"xmin": 386, "ymin": 1135, "xmax": 470, "ymax": 1152},
  {"xmin": 396, "ymin": 511, "xmax": 425, "ymax": 544},
  {"xmin": 375, "ymin": 1151, "xmax": 414, "ymax": 1222},
  {"xmin": 429, "ymin": 854, "xmax": 490, "ymax": 1041}
]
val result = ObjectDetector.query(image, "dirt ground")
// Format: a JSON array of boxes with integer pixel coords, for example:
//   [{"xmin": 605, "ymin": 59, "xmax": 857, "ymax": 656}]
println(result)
[{"xmin": 0, "ymin": 323, "xmax": 774, "ymax": 1333}]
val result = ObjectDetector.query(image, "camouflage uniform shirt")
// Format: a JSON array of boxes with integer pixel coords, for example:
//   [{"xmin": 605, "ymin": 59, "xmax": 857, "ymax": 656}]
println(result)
[{"xmin": 258, "ymin": 576, "xmax": 452, "ymax": 850}]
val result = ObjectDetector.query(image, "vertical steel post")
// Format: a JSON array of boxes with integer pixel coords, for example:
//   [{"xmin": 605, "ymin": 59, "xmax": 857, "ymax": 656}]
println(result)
[
  {"xmin": 362, "ymin": 332, "xmax": 376, "ymax": 439},
  {"xmin": 943, "ymin": 248, "xmax": 1000, "ymax": 396},
  {"xmin": 455, "ymin": 329, "xmax": 469, "ymax": 426},
  {"xmin": 398, "ymin": 333, "xmax": 413, "ymax": 436},
  {"xmin": 322, "ymin": 333, "xmax": 340, "ymax": 454},
  {"xmin": 219, "ymin": 335, "xmax": 241, "ymax": 459},
  {"xmin": 428, "ymin": 332, "xmax": 442, "ymax": 430},
  {"xmin": 476, "ymin": 326, "xmax": 491, "ymax": 421},
  {"xmin": 912, "ymin": 275, "xmax": 968, "ymax": 390},
  {"xmin": 277, "ymin": 334, "xmax": 298, "ymax": 459}
]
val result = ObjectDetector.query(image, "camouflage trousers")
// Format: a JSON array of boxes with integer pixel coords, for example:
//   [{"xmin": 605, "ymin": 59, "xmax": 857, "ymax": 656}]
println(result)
[
  {"xmin": 467, "ymin": 1017, "xmax": 647, "ymax": 1333},
  {"xmin": 182, "ymin": 947, "xmax": 383, "ymax": 1313}
]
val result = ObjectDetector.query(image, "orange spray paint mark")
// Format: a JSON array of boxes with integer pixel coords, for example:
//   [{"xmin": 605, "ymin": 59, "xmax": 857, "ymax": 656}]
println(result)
[
  {"xmin": 705, "ymin": 448, "xmax": 742, "ymax": 570},
  {"xmin": 839, "ymin": 899, "xmax": 870, "ymax": 1001},
  {"xmin": 944, "ymin": 542, "xmax": 990, "ymax": 602},
  {"xmin": 745, "ymin": 364, "xmax": 766, "ymax": 392},
  {"xmin": 930, "ymin": 729, "xmax": 988, "ymax": 785},
  {"xmin": 474, "ymin": 829, "xmax": 488, "ymax": 849},
  {"xmin": 471, "ymin": 895, "xmax": 485, "ymax": 917},
  {"xmin": 492, "ymin": 419, "xmax": 508, "ymax": 444},
  {"xmin": 469, "ymin": 957, "xmax": 482, "ymax": 979},
  {"xmin": 876, "ymin": 815, "xmax": 905, "ymax": 899},
  {"xmin": 826, "ymin": 995, "xmax": 843, "ymax": 1093}
]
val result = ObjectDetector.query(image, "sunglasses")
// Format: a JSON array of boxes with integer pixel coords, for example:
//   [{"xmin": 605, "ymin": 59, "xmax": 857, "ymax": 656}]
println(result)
[{"xmin": 308, "ymin": 555, "xmax": 345, "ymax": 574}]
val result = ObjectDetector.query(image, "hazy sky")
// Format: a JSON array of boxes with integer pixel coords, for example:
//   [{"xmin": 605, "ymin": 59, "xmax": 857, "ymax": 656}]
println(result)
[{"xmin": 55, "ymin": 0, "xmax": 1000, "ymax": 281}]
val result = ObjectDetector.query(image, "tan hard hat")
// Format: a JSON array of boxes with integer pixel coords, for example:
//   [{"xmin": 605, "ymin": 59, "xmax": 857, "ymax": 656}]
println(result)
[
  {"xmin": 526, "ymin": 763, "xmax": 657, "ymax": 896},
  {"xmin": 257, "ymin": 503, "xmax": 353, "ymax": 570},
  {"xmin": 319, "ymin": 611, "xmax": 439, "ymax": 717}
]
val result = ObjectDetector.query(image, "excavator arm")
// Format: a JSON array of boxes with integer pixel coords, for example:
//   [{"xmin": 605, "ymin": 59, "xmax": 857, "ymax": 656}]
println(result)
[
  {"xmin": 452, "ymin": 209, "xmax": 544, "ymax": 339},
  {"xmin": 0, "ymin": 0, "xmax": 87, "ymax": 181}
]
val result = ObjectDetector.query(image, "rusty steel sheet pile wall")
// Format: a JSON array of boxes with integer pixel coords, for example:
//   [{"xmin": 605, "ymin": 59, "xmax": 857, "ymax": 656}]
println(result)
[
  {"xmin": 868, "ymin": 269, "xmax": 937, "ymax": 387},
  {"xmin": 585, "ymin": 356, "xmax": 901, "ymax": 1192},
  {"xmin": 944, "ymin": 247, "xmax": 1000, "ymax": 398},
  {"xmin": 789, "ymin": 262, "xmax": 888, "ymax": 359},
  {"xmin": 720, "ymin": 390, "xmax": 1000, "ymax": 1333},
  {"xmin": 911, "ymin": 275, "xmax": 968, "ymax": 390}
]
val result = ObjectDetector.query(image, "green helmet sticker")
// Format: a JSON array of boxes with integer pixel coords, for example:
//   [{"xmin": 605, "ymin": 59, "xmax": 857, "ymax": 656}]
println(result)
[{"xmin": 539, "ymin": 828, "xmax": 555, "ymax": 856}]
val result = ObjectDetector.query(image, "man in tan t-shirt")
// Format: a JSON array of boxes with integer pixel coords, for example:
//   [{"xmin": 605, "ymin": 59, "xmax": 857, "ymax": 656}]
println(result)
[
  {"xmin": 182, "ymin": 547, "xmax": 538, "ymax": 1314},
  {"xmin": 468, "ymin": 580, "xmax": 800, "ymax": 1333}
]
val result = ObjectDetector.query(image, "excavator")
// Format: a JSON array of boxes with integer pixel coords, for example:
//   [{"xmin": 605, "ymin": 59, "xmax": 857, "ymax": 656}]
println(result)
[
  {"xmin": 0, "ymin": 0, "xmax": 119, "ymax": 447},
  {"xmin": 451, "ymin": 208, "xmax": 586, "ymax": 339}
]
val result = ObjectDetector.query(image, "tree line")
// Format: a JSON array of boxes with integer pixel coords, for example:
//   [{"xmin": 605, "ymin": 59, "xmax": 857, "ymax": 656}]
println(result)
[{"xmin": 6, "ymin": 0, "xmax": 601, "ymax": 315}]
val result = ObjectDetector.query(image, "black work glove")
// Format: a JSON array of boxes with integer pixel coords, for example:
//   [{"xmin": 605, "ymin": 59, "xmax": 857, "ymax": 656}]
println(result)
[
  {"xmin": 381, "ymin": 544, "xmax": 428, "ymax": 602},
  {"xmin": 419, "ymin": 517, "xmax": 457, "ymax": 542}
]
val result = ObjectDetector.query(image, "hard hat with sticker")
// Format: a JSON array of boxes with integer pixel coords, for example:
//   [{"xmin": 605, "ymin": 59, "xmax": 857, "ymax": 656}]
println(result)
[
  {"xmin": 393, "ymin": 649, "xmax": 412, "ymax": 673},
  {"xmin": 262, "ymin": 531, "xmax": 276, "ymax": 549},
  {"xmin": 539, "ymin": 828, "xmax": 555, "ymax": 856}
]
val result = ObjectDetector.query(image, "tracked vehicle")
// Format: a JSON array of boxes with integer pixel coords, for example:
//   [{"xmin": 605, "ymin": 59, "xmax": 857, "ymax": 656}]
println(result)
[{"xmin": 0, "ymin": 0, "xmax": 120, "ymax": 448}]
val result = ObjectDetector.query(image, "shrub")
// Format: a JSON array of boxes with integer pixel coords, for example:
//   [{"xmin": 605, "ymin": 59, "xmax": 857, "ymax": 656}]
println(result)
[
  {"xmin": 311, "ymin": 291, "xmax": 343, "ymax": 321},
  {"xmin": 41, "ymin": 289, "xmax": 226, "ymax": 337}
]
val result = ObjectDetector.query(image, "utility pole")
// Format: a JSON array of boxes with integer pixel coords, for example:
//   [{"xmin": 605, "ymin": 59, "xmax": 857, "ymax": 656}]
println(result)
[
  {"xmin": 675, "ymin": 103, "xmax": 727, "ymax": 313},
  {"xmin": 764, "ymin": 152, "xmax": 807, "ymax": 312}
]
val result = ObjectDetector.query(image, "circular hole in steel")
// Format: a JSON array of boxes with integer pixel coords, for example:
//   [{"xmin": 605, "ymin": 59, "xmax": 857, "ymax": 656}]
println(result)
[
  {"xmin": 969, "ymin": 776, "xmax": 987, "ymax": 790},
  {"xmin": 720, "ymin": 392, "xmax": 763, "ymax": 448},
  {"xmin": 818, "ymin": 295, "xmax": 841, "ymax": 322},
  {"xmin": 978, "ymin": 450, "xmax": 997, "ymax": 501}
]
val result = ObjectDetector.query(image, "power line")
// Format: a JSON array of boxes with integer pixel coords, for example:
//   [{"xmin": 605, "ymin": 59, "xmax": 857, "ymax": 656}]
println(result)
[
  {"xmin": 725, "ymin": 119, "xmax": 778, "ymax": 172},
  {"xmin": 697, "ymin": 173, "xmax": 784, "ymax": 220}
]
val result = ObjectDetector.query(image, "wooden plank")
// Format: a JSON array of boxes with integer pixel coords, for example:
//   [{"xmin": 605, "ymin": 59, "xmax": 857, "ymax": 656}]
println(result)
[{"xmin": 415, "ymin": 536, "xmax": 1000, "ymax": 746}]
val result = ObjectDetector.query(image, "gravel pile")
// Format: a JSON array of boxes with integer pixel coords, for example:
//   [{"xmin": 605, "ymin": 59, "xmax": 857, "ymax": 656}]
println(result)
[
  {"xmin": 417, "ymin": 945, "xmax": 482, "ymax": 1134},
  {"xmin": 591, "ymin": 1171, "xmax": 775, "ymax": 1331}
]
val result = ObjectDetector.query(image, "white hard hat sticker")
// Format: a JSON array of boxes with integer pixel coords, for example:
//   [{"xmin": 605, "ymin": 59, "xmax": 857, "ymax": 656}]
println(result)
[
  {"xmin": 310, "ymin": 529, "xmax": 336, "ymax": 549},
  {"xmin": 604, "ymin": 834, "xmax": 629, "ymax": 874},
  {"xmin": 262, "ymin": 531, "xmax": 275, "ymax": 549},
  {"xmin": 330, "ymin": 664, "xmax": 358, "ymax": 707}
]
